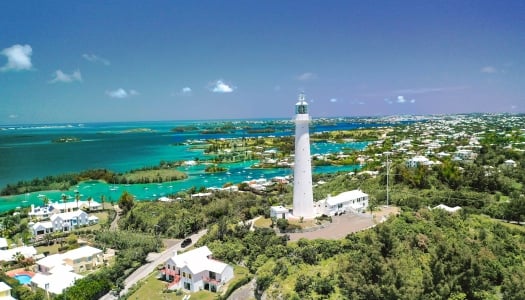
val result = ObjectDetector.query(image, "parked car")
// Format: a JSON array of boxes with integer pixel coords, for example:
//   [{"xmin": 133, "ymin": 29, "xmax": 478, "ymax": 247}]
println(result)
[{"xmin": 181, "ymin": 238, "xmax": 192, "ymax": 248}]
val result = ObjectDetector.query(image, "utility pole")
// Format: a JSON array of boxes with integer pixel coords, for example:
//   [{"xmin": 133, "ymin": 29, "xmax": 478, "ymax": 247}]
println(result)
[{"xmin": 384, "ymin": 151, "xmax": 392, "ymax": 207}]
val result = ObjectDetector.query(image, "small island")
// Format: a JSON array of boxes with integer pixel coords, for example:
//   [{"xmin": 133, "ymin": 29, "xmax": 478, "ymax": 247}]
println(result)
[
  {"xmin": 52, "ymin": 136, "xmax": 81, "ymax": 143},
  {"xmin": 204, "ymin": 164, "xmax": 228, "ymax": 173}
]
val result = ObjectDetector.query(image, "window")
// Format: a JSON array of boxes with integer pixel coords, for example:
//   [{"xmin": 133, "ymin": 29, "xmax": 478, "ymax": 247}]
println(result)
[
  {"xmin": 183, "ymin": 272, "xmax": 186, "ymax": 278},
  {"xmin": 189, "ymin": 274, "xmax": 192, "ymax": 279}
]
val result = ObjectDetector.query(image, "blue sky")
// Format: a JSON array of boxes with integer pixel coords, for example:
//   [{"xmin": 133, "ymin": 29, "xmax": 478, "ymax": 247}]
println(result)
[{"xmin": 1, "ymin": 0, "xmax": 524, "ymax": 124}]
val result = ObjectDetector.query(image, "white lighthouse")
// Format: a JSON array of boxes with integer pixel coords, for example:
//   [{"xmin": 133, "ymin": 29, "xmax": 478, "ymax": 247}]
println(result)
[{"xmin": 292, "ymin": 92, "xmax": 315, "ymax": 218}]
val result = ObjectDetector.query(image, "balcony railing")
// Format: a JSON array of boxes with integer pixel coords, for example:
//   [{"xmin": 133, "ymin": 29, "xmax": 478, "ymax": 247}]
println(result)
[{"xmin": 203, "ymin": 276, "xmax": 221, "ymax": 285}]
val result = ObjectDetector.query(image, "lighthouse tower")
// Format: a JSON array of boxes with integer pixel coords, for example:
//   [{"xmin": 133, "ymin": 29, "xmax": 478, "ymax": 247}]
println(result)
[{"xmin": 292, "ymin": 92, "xmax": 315, "ymax": 218}]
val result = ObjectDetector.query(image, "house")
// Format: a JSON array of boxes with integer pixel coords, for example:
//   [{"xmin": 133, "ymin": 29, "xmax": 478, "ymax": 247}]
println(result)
[
  {"xmin": 0, "ymin": 246, "xmax": 37, "ymax": 263},
  {"xmin": 162, "ymin": 246, "xmax": 234, "ymax": 293},
  {"xmin": 270, "ymin": 206, "xmax": 290, "ymax": 219},
  {"xmin": 317, "ymin": 190, "xmax": 369, "ymax": 215},
  {"xmin": 31, "ymin": 265, "xmax": 83, "ymax": 296},
  {"xmin": 0, "ymin": 282, "xmax": 16, "ymax": 300},
  {"xmin": 29, "ymin": 200, "xmax": 101, "ymax": 220},
  {"xmin": 406, "ymin": 156, "xmax": 431, "ymax": 168},
  {"xmin": 50, "ymin": 210, "xmax": 89, "ymax": 232},
  {"xmin": 31, "ymin": 221, "xmax": 54, "ymax": 236},
  {"xmin": 36, "ymin": 246, "xmax": 104, "ymax": 274}
]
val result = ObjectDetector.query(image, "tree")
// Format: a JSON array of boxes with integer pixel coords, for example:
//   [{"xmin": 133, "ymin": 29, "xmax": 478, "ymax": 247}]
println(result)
[{"xmin": 118, "ymin": 191, "xmax": 135, "ymax": 214}]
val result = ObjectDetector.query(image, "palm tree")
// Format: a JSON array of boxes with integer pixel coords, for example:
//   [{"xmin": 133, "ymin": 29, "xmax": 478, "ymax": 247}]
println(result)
[
  {"xmin": 61, "ymin": 194, "xmax": 68, "ymax": 212},
  {"xmin": 87, "ymin": 197, "xmax": 92, "ymax": 212},
  {"xmin": 75, "ymin": 192, "xmax": 80, "ymax": 210},
  {"xmin": 100, "ymin": 195, "xmax": 106, "ymax": 210},
  {"xmin": 43, "ymin": 196, "xmax": 50, "ymax": 207}
]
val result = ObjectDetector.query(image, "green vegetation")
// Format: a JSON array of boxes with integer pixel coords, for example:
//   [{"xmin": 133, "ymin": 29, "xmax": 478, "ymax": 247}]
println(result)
[
  {"xmin": 52, "ymin": 136, "xmax": 81, "ymax": 143},
  {"xmin": 204, "ymin": 164, "xmax": 228, "ymax": 173}
]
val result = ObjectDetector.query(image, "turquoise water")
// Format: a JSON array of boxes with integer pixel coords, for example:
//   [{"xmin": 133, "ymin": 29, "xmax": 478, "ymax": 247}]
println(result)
[
  {"xmin": 0, "ymin": 119, "xmax": 377, "ymax": 212},
  {"xmin": 14, "ymin": 274, "xmax": 32, "ymax": 285}
]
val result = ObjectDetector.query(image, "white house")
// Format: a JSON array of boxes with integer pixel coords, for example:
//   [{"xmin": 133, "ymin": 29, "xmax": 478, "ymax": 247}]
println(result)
[
  {"xmin": 406, "ymin": 156, "xmax": 431, "ymax": 168},
  {"xmin": 270, "ymin": 206, "xmax": 291, "ymax": 219},
  {"xmin": 162, "ymin": 246, "xmax": 234, "ymax": 293},
  {"xmin": 0, "ymin": 245, "xmax": 37, "ymax": 263},
  {"xmin": 36, "ymin": 246, "xmax": 104, "ymax": 274},
  {"xmin": 31, "ymin": 265, "xmax": 83, "ymax": 296},
  {"xmin": 50, "ymin": 210, "xmax": 89, "ymax": 232},
  {"xmin": 0, "ymin": 282, "xmax": 16, "ymax": 300},
  {"xmin": 317, "ymin": 190, "xmax": 369, "ymax": 216}
]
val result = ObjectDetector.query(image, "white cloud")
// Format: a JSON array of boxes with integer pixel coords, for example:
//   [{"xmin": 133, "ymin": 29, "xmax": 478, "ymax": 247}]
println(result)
[
  {"xmin": 181, "ymin": 87, "xmax": 192, "ymax": 95},
  {"xmin": 396, "ymin": 96, "xmax": 415, "ymax": 104},
  {"xmin": 1, "ymin": 44, "xmax": 33, "ymax": 71},
  {"xmin": 8, "ymin": 114, "xmax": 18, "ymax": 119},
  {"xmin": 481, "ymin": 66, "xmax": 497, "ymax": 73},
  {"xmin": 49, "ymin": 70, "xmax": 82, "ymax": 83},
  {"xmin": 211, "ymin": 80, "xmax": 234, "ymax": 93},
  {"xmin": 82, "ymin": 54, "xmax": 110, "ymax": 66},
  {"xmin": 296, "ymin": 72, "xmax": 317, "ymax": 81},
  {"xmin": 106, "ymin": 88, "xmax": 138, "ymax": 98},
  {"xmin": 330, "ymin": 98, "xmax": 338, "ymax": 103}
]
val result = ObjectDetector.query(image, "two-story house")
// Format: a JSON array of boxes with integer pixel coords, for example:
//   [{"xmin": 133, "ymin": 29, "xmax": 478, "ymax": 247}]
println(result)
[{"xmin": 163, "ymin": 246, "xmax": 234, "ymax": 293}]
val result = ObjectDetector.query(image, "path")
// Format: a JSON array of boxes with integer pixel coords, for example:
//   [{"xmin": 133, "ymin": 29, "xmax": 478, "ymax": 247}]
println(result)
[
  {"xmin": 99, "ymin": 229, "xmax": 208, "ymax": 300},
  {"xmin": 109, "ymin": 205, "xmax": 122, "ymax": 231}
]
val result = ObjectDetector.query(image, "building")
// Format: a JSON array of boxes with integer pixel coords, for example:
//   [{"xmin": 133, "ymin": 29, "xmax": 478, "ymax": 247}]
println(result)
[
  {"xmin": 29, "ymin": 200, "xmax": 101, "ymax": 220},
  {"xmin": 317, "ymin": 190, "xmax": 369, "ymax": 216},
  {"xmin": 31, "ymin": 210, "xmax": 90, "ymax": 236},
  {"xmin": 162, "ymin": 246, "xmax": 234, "ymax": 293},
  {"xmin": 406, "ymin": 155, "xmax": 431, "ymax": 168},
  {"xmin": 292, "ymin": 93, "xmax": 315, "ymax": 218},
  {"xmin": 31, "ymin": 265, "xmax": 83, "ymax": 296},
  {"xmin": 270, "ymin": 206, "xmax": 291, "ymax": 219},
  {"xmin": 0, "ymin": 246, "xmax": 37, "ymax": 263},
  {"xmin": 0, "ymin": 282, "xmax": 16, "ymax": 300},
  {"xmin": 35, "ymin": 246, "xmax": 104, "ymax": 274}
]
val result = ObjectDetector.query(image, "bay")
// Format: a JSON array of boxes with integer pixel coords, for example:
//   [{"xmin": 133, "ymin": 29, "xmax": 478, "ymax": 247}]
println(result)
[{"xmin": 0, "ymin": 118, "xmax": 378, "ymax": 212}]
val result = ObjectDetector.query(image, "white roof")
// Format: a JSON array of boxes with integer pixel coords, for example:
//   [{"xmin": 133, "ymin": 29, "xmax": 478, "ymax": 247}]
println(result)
[
  {"xmin": 0, "ymin": 238, "xmax": 7, "ymax": 248},
  {"xmin": 62, "ymin": 246, "xmax": 102, "ymax": 261},
  {"xmin": 169, "ymin": 246, "xmax": 230, "ymax": 275},
  {"xmin": 326, "ymin": 190, "xmax": 368, "ymax": 206},
  {"xmin": 32, "ymin": 221, "xmax": 53, "ymax": 230},
  {"xmin": 50, "ymin": 210, "xmax": 87, "ymax": 221},
  {"xmin": 0, "ymin": 245, "xmax": 37, "ymax": 262},
  {"xmin": 37, "ymin": 246, "xmax": 102, "ymax": 269},
  {"xmin": 37, "ymin": 253, "xmax": 64, "ymax": 269},
  {"xmin": 0, "ymin": 281, "xmax": 12, "ymax": 292},
  {"xmin": 433, "ymin": 204, "xmax": 462, "ymax": 213},
  {"xmin": 270, "ymin": 206, "xmax": 289, "ymax": 213},
  {"xmin": 31, "ymin": 270, "xmax": 83, "ymax": 295}
]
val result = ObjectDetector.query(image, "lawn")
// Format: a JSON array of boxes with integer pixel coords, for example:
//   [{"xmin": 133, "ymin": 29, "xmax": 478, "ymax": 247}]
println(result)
[{"xmin": 253, "ymin": 217, "xmax": 273, "ymax": 228}]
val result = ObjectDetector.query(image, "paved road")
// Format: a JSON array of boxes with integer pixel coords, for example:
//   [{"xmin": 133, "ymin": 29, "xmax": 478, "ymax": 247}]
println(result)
[{"xmin": 99, "ymin": 229, "xmax": 208, "ymax": 300}]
